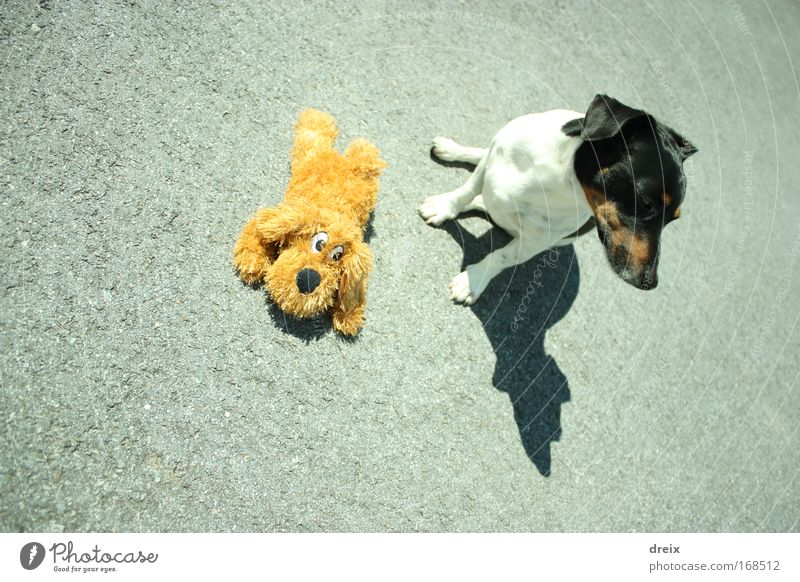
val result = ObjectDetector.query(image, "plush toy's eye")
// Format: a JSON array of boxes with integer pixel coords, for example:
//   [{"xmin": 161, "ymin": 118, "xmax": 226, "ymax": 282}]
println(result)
[
  {"xmin": 310, "ymin": 232, "xmax": 329, "ymax": 253},
  {"xmin": 329, "ymin": 245, "xmax": 344, "ymax": 261}
]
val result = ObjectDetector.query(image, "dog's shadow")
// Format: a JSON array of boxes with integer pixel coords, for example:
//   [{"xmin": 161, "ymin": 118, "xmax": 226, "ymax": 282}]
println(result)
[{"xmin": 441, "ymin": 219, "xmax": 580, "ymax": 476}]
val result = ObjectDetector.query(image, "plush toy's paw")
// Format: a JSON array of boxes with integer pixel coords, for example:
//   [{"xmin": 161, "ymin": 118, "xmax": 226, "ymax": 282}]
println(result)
[
  {"xmin": 449, "ymin": 266, "xmax": 489, "ymax": 305},
  {"xmin": 345, "ymin": 138, "xmax": 387, "ymax": 178},
  {"xmin": 418, "ymin": 193, "xmax": 459, "ymax": 226},
  {"xmin": 297, "ymin": 109, "xmax": 338, "ymax": 138},
  {"xmin": 332, "ymin": 306, "xmax": 365, "ymax": 336}
]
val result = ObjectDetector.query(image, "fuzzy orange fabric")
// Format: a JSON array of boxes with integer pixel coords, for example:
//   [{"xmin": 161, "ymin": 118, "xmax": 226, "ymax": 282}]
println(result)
[{"xmin": 233, "ymin": 110, "xmax": 387, "ymax": 336}]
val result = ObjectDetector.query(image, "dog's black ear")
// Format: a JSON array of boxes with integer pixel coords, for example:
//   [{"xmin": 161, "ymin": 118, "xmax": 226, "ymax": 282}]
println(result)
[
  {"xmin": 567, "ymin": 94, "xmax": 650, "ymax": 141},
  {"xmin": 667, "ymin": 127, "xmax": 698, "ymax": 160},
  {"xmin": 681, "ymin": 142, "xmax": 698, "ymax": 160}
]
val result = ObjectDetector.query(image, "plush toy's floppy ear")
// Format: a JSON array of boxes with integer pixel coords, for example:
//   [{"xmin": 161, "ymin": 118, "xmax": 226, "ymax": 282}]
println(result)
[
  {"xmin": 233, "ymin": 207, "xmax": 283, "ymax": 285},
  {"xmin": 567, "ymin": 94, "xmax": 650, "ymax": 141},
  {"xmin": 256, "ymin": 202, "xmax": 308, "ymax": 244},
  {"xmin": 233, "ymin": 204, "xmax": 307, "ymax": 284},
  {"xmin": 332, "ymin": 239, "xmax": 372, "ymax": 336}
]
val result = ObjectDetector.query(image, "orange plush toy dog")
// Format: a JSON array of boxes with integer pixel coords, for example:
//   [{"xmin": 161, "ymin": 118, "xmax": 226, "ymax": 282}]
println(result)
[{"xmin": 233, "ymin": 109, "xmax": 386, "ymax": 336}]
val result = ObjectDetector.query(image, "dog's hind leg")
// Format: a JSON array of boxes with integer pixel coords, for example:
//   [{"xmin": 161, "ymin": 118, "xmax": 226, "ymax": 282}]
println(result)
[
  {"xmin": 431, "ymin": 137, "xmax": 487, "ymax": 165},
  {"xmin": 464, "ymin": 195, "xmax": 486, "ymax": 213},
  {"xmin": 419, "ymin": 148, "xmax": 488, "ymax": 226}
]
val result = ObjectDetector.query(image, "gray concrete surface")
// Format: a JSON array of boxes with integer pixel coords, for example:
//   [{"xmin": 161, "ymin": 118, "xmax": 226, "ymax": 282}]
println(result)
[{"xmin": 2, "ymin": 0, "xmax": 799, "ymax": 532}]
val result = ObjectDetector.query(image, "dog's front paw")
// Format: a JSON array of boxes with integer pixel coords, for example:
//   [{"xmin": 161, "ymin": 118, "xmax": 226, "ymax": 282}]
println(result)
[
  {"xmin": 448, "ymin": 266, "xmax": 489, "ymax": 305},
  {"xmin": 418, "ymin": 193, "xmax": 458, "ymax": 226}
]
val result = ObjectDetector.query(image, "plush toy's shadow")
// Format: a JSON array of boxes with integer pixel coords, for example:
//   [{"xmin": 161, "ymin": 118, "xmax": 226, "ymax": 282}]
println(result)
[
  {"xmin": 233, "ymin": 273, "xmax": 326, "ymax": 342},
  {"xmin": 363, "ymin": 210, "xmax": 376, "ymax": 244},
  {"xmin": 440, "ymin": 219, "xmax": 580, "ymax": 476},
  {"xmin": 265, "ymin": 300, "xmax": 332, "ymax": 342}
]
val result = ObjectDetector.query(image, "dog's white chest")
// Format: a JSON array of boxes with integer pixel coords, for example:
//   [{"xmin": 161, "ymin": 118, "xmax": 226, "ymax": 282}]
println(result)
[{"xmin": 481, "ymin": 110, "xmax": 592, "ymax": 239}]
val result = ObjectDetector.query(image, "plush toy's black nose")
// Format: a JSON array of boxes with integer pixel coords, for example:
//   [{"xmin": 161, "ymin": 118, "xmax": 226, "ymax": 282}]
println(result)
[{"xmin": 296, "ymin": 268, "xmax": 321, "ymax": 294}]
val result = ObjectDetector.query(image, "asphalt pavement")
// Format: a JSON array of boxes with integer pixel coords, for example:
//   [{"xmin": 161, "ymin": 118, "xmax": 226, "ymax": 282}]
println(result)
[{"xmin": 2, "ymin": 0, "xmax": 799, "ymax": 531}]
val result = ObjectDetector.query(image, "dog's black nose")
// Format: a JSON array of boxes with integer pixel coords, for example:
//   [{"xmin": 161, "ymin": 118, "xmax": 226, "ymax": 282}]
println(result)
[
  {"xmin": 637, "ymin": 276, "xmax": 658, "ymax": 290},
  {"xmin": 635, "ymin": 269, "xmax": 658, "ymax": 290},
  {"xmin": 296, "ymin": 268, "xmax": 321, "ymax": 294}
]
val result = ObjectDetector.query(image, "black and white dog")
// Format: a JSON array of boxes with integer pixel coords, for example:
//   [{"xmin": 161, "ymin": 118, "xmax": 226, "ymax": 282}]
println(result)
[{"xmin": 419, "ymin": 94, "xmax": 697, "ymax": 304}]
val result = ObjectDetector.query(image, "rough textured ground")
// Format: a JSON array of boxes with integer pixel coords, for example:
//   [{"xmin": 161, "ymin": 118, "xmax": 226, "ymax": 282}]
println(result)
[{"xmin": 2, "ymin": 0, "xmax": 798, "ymax": 532}]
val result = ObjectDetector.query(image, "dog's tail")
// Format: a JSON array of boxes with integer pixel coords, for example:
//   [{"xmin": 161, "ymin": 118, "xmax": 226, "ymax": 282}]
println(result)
[{"xmin": 292, "ymin": 109, "xmax": 338, "ymax": 163}]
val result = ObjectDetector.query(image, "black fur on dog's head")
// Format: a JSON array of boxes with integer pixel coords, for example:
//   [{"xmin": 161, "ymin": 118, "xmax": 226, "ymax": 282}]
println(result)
[{"xmin": 563, "ymin": 94, "xmax": 697, "ymax": 290}]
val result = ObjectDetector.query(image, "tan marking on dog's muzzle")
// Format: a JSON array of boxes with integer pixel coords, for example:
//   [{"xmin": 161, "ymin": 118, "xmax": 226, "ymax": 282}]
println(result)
[{"xmin": 582, "ymin": 185, "xmax": 660, "ymax": 286}]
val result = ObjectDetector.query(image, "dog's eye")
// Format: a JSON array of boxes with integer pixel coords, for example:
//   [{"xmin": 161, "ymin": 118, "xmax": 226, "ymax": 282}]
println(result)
[
  {"xmin": 310, "ymin": 232, "xmax": 329, "ymax": 253},
  {"xmin": 329, "ymin": 245, "xmax": 344, "ymax": 261}
]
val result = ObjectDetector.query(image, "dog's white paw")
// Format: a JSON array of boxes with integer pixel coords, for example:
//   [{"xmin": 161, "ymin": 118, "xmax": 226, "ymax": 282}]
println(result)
[
  {"xmin": 431, "ymin": 136, "xmax": 459, "ymax": 162},
  {"xmin": 448, "ymin": 266, "xmax": 489, "ymax": 305},
  {"xmin": 419, "ymin": 193, "xmax": 459, "ymax": 226}
]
